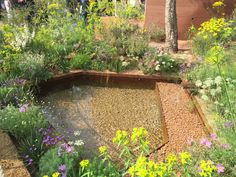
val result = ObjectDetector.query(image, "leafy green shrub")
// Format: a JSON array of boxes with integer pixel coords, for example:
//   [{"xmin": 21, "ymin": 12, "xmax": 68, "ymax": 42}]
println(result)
[
  {"xmin": 147, "ymin": 24, "xmax": 165, "ymax": 42},
  {"xmin": 139, "ymin": 51, "xmax": 179, "ymax": 74},
  {"xmin": 0, "ymin": 78, "xmax": 33, "ymax": 108},
  {"xmin": 18, "ymin": 131, "xmax": 48, "ymax": 168},
  {"xmin": 102, "ymin": 19, "xmax": 149, "ymax": 57},
  {"xmin": 70, "ymin": 54, "xmax": 92, "ymax": 70},
  {"xmin": 0, "ymin": 105, "xmax": 48, "ymax": 139},
  {"xmin": 12, "ymin": 52, "xmax": 53, "ymax": 83},
  {"xmin": 190, "ymin": 18, "xmax": 234, "ymax": 57},
  {"xmin": 39, "ymin": 144, "xmax": 81, "ymax": 177},
  {"xmin": 116, "ymin": 3, "xmax": 144, "ymax": 20}
]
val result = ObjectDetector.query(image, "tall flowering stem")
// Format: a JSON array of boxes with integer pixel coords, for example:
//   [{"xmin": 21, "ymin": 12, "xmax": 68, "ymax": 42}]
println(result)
[{"xmin": 206, "ymin": 45, "xmax": 234, "ymax": 116}]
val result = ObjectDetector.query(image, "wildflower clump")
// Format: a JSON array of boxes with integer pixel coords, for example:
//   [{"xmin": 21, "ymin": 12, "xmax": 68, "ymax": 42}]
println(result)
[
  {"xmin": 197, "ymin": 160, "xmax": 217, "ymax": 177},
  {"xmin": 179, "ymin": 152, "xmax": 192, "ymax": 165},
  {"xmin": 113, "ymin": 130, "xmax": 129, "ymax": 145},
  {"xmin": 198, "ymin": 18, "xmax": 233, "ymax": 39}
]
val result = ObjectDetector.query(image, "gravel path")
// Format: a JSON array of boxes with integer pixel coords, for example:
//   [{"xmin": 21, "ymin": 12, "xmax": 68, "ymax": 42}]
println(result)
[{"xmin": 156, "ymin": 83, "xmax": 206, "ymax": 158}]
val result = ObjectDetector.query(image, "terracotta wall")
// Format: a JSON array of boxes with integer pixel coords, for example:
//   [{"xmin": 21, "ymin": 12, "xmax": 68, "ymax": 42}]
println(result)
[{"xmin": 144, "ymin": 0, "xmax": 236, "ymax": 39}]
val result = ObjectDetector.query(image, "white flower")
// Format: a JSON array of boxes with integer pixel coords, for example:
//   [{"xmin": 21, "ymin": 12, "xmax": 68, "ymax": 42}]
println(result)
[
  {"xmin": 74, "ymin": 131, "xmax": 81, "ymax": 136},
  {"xmin": 216, "ymin": 86, "xmax": 222, "ymax": 93},
  {"xmin": 214, "ymin": 76, "xmax": 222, "ymax": 85},
  {"xmin": 162, "ymin": 62, "xmax": 166, "ymax": 65},
  {"xmin": 201, "ymin": 95, "xmax": 209, "ymax": 101},
  {"xmin": 204, "ymin": 78, "xmax": 213, "ymax": 87},
  {"xmin": 74, "ymin": 140, "xmax": 84, "ymax": 146},
  {"xmin": 155, "ymin": 64, "xmax": 160, "ymax": 71},
  {"xmin": 195, "ymin": 80, "xmax": 202, "ymax": 87},
  {"xmin": 68, "ymin": 141, "xmax": 74, "ymax": 145},
  {"xmin": 210, "ymin": 89, "xmax": 217, "ymax": 96}
]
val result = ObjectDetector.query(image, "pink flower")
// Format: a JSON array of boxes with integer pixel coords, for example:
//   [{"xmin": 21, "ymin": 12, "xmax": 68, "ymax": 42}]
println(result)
[
  {"xmin": 19, "ymin": 104, "xmax": 29, "ymax": 113},
  {"xmin": 216, "ymin": 164, "xmax": 225, "ymax": 173},
  {"xmin": 200, "ymin": 138, "xmax": 212, "ymax": 148},
  {"xmin": 210, "ymin": 133, "xmax": 218, "ymax": 140},
  {"xmin": 222, "ymin": 144, "xmax": 231, "ymax": 149}
]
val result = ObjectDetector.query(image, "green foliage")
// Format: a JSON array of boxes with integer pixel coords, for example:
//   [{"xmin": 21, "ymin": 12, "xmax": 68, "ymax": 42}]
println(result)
[
  {"xmin": 190, "ymin": 18, "xmax": 235, "ymax": 57},
  {"xmin": 189, "ymin": 131, "xmax": 236, "ymax": 177},
  {"xmin": 139, "ymin": 50, "xmax": 179, "ymax": 74},
  {"xmin": 18, "ymin": 132, "xmax": 48, "ymax": 168},
  {"xmin": 147, "ymin": 24, "xmax": 165, "ymax": 42},
  {"xmin": 0, "ymin": 105, "xmax": 48, "ymax": 139},
  {"xmin": 12, "ymin": 52, "xmax": 53, "ymax": 83},
  {"xmin": 0, "ymin": 78, "xmax": 33, "ymax": 108},
  {"xmin": 39, "ymin": 146, "xmax": 80, "ymax": 177},
  {"xmin": 102, "ymin": 19, "xmax": 149, "ymax": 58},
  {"xmin": 116, "ymin": 3, "xmax": 144, "ymax": 20},
  {"xmin": 70, "ymin": 54, "xmax": 92, "ymax": 70}
]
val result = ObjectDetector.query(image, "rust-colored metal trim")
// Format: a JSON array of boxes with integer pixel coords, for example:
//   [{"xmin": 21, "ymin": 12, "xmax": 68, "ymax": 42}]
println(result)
[
  {"xmin": 184, "ymin": 89, "xmax": 213, "ymax": 135},
  {"xmin": 154, "ymin": 83, "xmax": 169, "ymax": 151},
  {"xmin": 45, "ymin": 70, "xmax": 181, "ymax": 83}
]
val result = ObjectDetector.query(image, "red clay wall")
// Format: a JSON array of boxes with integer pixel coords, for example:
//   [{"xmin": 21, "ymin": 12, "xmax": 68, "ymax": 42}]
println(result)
[{"xmin": 145, "ymin": 0, "xmax": 236, "ymax": 39}]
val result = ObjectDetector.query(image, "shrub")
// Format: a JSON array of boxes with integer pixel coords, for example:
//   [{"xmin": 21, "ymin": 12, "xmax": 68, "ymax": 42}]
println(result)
[
  {"xmin": 116, "ymin": 3, "xmax": 144, "ymax": 20},
  {"xmin": 139, "ymin": 51, "xmax": 179, "ymax": 74},
  {"xmin": 147, "ymin": 24, "xmax": 165, "ymax": 42},
  {"xmin": 39, "ymin": 136, "xmax": 83, "ymax": 177},
  {"xmin": 12, "ymin": 52, "xmax": 53, "ymax": 83},
  {"xmin": 0, "ymin": 78, "xmax": 33, "ymax": 108},
  {"xmin": 70, "ymin": 54, "xmax": 92, "ymax": 70},
  {"xmin": 190, "ymin": 18, "xmax": 234, "ymax": 57},
  {"xmin": 0, "ymin": 105, "xmax": 48, "ymax": 139}
]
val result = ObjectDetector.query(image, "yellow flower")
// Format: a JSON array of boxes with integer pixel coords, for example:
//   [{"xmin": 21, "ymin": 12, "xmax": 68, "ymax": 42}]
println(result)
[
  {"xmin": 212, "ymin": 0, "xmax": 224, "ymax": 8},
  {"xmin": 80, "ymin": 159, "xmax": 90, "ymax": 168},
  {"xmin": 113, "ymin": 130, "xmax": 129, "ymax": 145},
  {"xmin": 52, "ymin": 172, "xmax": 60, "ymax": 177},
  {"xmin": 43, "ymin": 176, "xmax": 49, "ymax": 177},
  {"xmin": 98, "ymin": 146, "xmax": 107, "ymax": 154},
  {"xmin": 128, "ymin": 166, "xmax": 136, "ymax": 177},
  {"xmin": 131, "ymin": 127, "xmax": 148, "ymax": 143},
  {"xmin": 179, "ymin": 152, "xmax": 191, "ymax": 165},
  {"xmin": 166, "ymin": 154, "xmax": 177, "ymax": 165}
]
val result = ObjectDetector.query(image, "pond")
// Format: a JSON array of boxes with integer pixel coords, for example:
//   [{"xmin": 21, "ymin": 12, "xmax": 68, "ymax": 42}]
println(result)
[{"xmin": 39, "ymin": 73, "xmax": 168, "ymax": 155}]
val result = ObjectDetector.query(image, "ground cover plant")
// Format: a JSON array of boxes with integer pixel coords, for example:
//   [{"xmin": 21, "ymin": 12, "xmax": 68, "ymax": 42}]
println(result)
[{"xmin": 0, "ymin": 0, "xmax": 235, "ymax": 176}]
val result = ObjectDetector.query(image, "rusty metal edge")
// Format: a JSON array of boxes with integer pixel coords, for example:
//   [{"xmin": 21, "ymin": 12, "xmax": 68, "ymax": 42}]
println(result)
[
  {"xmin": 184, "ymin": 89, "xmax": 213, "ymax": 135},
  {"xmin": 43, "ymin": 70, "xmax": 181, "ymax": 84},
  {"xmin": 154, "ymin": 83, "xmax": 169, "ymax": 151}
]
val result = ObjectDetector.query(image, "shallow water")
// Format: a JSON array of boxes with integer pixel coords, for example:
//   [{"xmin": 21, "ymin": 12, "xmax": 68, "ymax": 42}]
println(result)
[{"xmin": 41, "ymin": 84, "xmax": 165, "ymax": 155}]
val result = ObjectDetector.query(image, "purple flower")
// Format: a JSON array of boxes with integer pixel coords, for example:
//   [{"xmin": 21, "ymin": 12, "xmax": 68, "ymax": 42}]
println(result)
[
  {"xmin": 27, "ymin": 159, "xmax": 33, "ymax": 165},
  {"xmin": 200, "ymin": 138, "xmax": 212, "ymax": 148},
  {"xmin": 224, "ymin": 122, "xmax": 234, "ymax": 128},
  {"xmin": 216, "ymin": 164, "xmax": 225, "ymax": 173},
  {"xmin": 62, "ymin": 143, "xmax": 74, "ymax": 153},
  {"xmin": 19, "ymin": 104, "xmax": 29, "ymax": 113},
  {"xmin": 210, "ymin": 133, "xmax": 218, "ymax": 140},
  {"xmin": 222, "ymin": 144, "xmax": 231, "ymax": 149},
  {"xmin": 58, "ymin": 164, "xmax": 67, "ymax": 172}
]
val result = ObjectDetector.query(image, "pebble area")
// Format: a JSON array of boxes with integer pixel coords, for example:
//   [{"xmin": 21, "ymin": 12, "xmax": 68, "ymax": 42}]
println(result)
[
  {"xmin": 42, "ymin": 84, "xmax": 165, "ymax": 156},
  {"xmin": 156, "ymin": 83, "xmax": 206, "ymax": 159}
]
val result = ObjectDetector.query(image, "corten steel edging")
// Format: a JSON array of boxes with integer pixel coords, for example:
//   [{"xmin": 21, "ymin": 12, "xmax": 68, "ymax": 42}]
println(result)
[
  {"xmin": 153, "ymin": 83, "xmax": 169, "ymax": 151},
  {"xmin": 45, "ymin": 70, "xmax": 182, "ymax": 84},
  {"xmin": 184, "ymin": 89, "xmax": 213, "ymax": 135}
]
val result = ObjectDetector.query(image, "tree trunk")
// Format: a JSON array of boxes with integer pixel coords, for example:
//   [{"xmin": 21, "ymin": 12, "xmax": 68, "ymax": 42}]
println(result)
[{"xmin": 165, "ymin": 0, "xmax": 178, "ymax": 53}]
